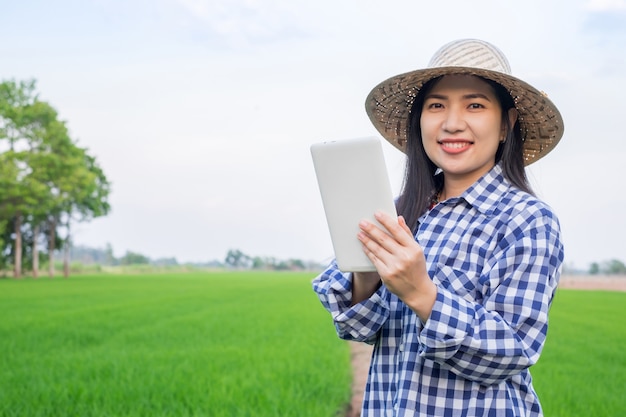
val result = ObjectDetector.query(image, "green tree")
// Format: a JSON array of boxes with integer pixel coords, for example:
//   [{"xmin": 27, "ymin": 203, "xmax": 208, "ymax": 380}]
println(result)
[
  {"xmin": 1, "ymin": 79, "xmax": 111, "ymax": 278},
  {"xmin": 119, "ymin": 251, "xmax": 150, "ymax": 265},
  {"xmin": 0, "ymin": 150, "xmax": 48, "ymax": 277},
  {"xmin": 64, "ymin": 151, "xmax": 110, "ymax": 276},
  {"xmin": 605, "ymin": 259, "xmax": 626, "ymax": 275},
  {"xmin": 20, "ymin": 101, "xmax": 72, "ymax": 277},
  {"xmin": 0, "ymin": 79, "xmax": 38, "ymax": 150},
  {"xmin": 0, "ymin": 79, "xmax": 46, "ymax": 277},
  {"xmin": 225, "ymin": 249, "xmax": 251, "ymax": 269}
]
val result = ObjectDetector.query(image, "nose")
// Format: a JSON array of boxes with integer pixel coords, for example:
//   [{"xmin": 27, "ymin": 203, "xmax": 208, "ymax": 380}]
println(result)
[{"xmin": 442, "ymin": 106, "xmax": 466, "ymax": 133}]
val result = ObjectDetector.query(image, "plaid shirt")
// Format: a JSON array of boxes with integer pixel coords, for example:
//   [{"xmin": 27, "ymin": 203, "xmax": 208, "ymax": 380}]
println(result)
[{"xmin": 312, "ymin": 164, "xmax": 563, "ymax": 417}]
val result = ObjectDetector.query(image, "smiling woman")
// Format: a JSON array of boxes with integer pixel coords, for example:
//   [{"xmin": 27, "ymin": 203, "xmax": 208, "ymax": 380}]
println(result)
[
  {"xmin": 419, "ymin": 74, "xmax": 516, "ymax": 197},
  {"xmin": 313, "ymin": 39, "xmax": 565, "ymax": 417}
]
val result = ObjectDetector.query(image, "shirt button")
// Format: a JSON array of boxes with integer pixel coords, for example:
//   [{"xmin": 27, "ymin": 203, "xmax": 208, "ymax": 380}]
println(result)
[{"xmin": 399, "ymin": 343, "xmax": 404, "ymax": 352}]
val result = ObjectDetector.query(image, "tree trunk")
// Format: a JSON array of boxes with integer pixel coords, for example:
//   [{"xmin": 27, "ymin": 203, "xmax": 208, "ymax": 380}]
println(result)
[
  {"xmin": 32, "ymin": 224, "xmax": 39, "ymax": 278},
  {"xmin": 63, "ymin": 222, "xmax": 70, "ymax": 278},
  {"xmin": 14, "ymin": 214, "xmax": 22, "ymax": 278},
  {"xmin": 48, "ymin": 217, "xmax": 56, "ymax": 278}
]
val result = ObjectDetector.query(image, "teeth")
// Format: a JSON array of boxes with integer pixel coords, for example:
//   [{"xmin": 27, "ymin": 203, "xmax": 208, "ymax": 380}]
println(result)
[{"xmin": 442, "ymin": 142, "xmax": 468, "ymax": 149}]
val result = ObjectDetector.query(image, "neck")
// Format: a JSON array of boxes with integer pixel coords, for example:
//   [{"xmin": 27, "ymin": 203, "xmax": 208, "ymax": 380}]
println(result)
[
  {"xmin": 440, "ymin": 164, "xmax": 496, "ymax": 199},
  {"xmin": 440, "ymin": 174, "xmax": 480, "ymax": 200},
  {"xmin": 440, "ymin": 182, "xmax": 466, "ymax": 200}
]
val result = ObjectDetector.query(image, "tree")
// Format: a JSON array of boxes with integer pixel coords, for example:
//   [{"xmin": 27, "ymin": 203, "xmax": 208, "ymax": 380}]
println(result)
[
  {"xmin": 20, "ymin": 101, "xmax": 72, "ymax": 277},
  {"xmin": 605, "ymin": 259, "xmax": 626, "ymax": 275},
  {"xmin": 225, "ymin": 249, "xmax": 252, "ymax": 269},
  {"xmin": 104, "ymin": 243, "xmax": 116, "ymax": 266},
  {"xmin": 0, "ymin": 79, "xmax": 38, "ymax": 151},
  {"xmin": 588, "ymin": 259, "xmax": 626, "ymax": 275},
  {"xmin": 0, "ymin": 218, "xmax": 7, "ymax": 273},
  {"xmin": 0, "ymin": 80, "xmax": 48, "ymax": 277},
  {"xmin": 0, "ymin": 79, "xmax": 111, "ymax": 278},
  {"xmin": 119, "ymin": 251, "xmax": 150, "ymax": 265},
  {"xmin": 0, "ymin": 150, "xmax": 48, "ymax": 277},
  {"xmin": 53, "ymin": 148, "xmax": 111, "ymax": 277}
]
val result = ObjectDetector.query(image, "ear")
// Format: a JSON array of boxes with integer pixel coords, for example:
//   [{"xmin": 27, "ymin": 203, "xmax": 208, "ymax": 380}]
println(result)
[
  {"xmin": 507, "ymin": 107, "xmax": 518, "ymax": 128},
  {"xmin": 501, "ymin": 107, "xmax": 519, "ymax": 140}
]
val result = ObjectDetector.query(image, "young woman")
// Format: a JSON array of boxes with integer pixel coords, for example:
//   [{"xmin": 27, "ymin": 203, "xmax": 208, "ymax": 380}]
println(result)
[{"xmin": 313, "ymin": 39, "xmax": 564, "ymax": 416}]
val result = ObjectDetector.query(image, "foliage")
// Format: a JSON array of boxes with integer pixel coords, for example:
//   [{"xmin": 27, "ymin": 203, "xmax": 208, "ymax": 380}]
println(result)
[
  {"xmin": 69, "ymin": 243, "xmax": 117, "ymax": 265},
  {"xmin": 118, "ymin": 250, "xmax": 151, "ymax": 265},
  {"xmin": 0, "ymin": 79, "xmax": 111, "ymax": 277},
  {"xmin": 225, "ymin": 248, "xmax": 252, "ymax": 268},
  {"xmin": 588, "ymin": 258, "xmax": 626, "ymax": 275},
  {"xmin": 226, "ymin": 248, "xmax": 326, "ymax": 271},
  {"xmin": 69, "ymin": 244, "xmax": 182, "ymax": 268},
  {"xmin": 0, "ymin": 272, "xmax": 351, "ymax": 417}
]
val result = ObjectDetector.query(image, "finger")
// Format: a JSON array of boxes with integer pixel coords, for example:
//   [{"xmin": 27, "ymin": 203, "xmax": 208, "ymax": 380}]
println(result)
[
  {"xmin": 358, "ymin": 229, "xmax": 398, "ymax": 273},
  {"xmin": 375, "ymin": 212, "xmax": 415, "ymax": 245},
  {"xmin": 359, "ymin": 219, "xmax": 397, "ymax": 253},
  {"xmin": 360, "ymin": 242, "xmax": 389, "ymax": 276},
  {"xmin": 396, "ymin": 217, "xmax": 426, "ymax": 261},
  {"xmin": 397, "ymin": 216, "xmax": 414, "ymax": 237}
]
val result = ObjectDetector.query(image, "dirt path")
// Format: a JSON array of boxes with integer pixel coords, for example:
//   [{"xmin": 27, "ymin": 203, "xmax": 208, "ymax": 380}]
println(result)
[
  {"xmin": 556, "ymin": 275, "xmax": 626, "ymax": 292},
  {"xmin": 346, "ymin": 341, "xmax": 374, "ymax": 417},
  {"xmin": 345, "ymin": 275, "xmax": 626, "ymax": 417}
]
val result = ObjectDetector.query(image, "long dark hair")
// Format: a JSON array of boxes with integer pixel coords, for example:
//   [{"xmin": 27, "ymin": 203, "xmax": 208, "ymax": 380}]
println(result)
[{"xmin": 396, "ymin": 76, "xmax": 533, "ymax": 232}]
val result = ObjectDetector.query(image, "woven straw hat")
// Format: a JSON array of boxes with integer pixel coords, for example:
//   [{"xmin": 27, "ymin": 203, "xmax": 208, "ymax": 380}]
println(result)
[{"xmin": 365, "ymin": 39, "xmax": 564, "ymax": 165}]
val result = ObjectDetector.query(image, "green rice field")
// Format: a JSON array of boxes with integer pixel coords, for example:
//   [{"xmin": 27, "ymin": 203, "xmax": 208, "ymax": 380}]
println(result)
[
  {"xmin": 1, "ymin": 273, "xmax": 625, "ymax": 417},
  {"xmin": 0, "ymin": 272, "xmax": 351, "ymax": 417},
  {"xmin": 531, "ymin": 289, "xmax": 626, "ymax": 416}
]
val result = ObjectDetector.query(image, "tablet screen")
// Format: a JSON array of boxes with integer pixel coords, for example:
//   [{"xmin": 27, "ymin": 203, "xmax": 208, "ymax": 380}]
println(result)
[{"xmin": 311, "ymin": 137, "xmax": 398, "ymax": 272}]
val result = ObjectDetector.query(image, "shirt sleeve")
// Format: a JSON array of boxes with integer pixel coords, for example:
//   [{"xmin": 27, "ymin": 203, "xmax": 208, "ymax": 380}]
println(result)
[
  {"xmin": 417, "ymin": 206, "xmax": 564, "ymax": 386},
  {"xmin": 312, "ymin": 260, "xmax": 390, "ymax": 344}
]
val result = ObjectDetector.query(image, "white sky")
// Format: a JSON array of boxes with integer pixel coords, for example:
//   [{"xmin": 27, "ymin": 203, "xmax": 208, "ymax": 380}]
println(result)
[{"xmin": 1, "ymin": 0, "xmax": 625, "ymax": 269}]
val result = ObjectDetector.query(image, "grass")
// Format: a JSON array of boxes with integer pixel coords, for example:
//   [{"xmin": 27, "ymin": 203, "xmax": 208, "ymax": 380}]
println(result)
[
  {"xmin": 532, "ymin": 290, "xmax": 626, "ymax": 416},
  {"xmin": 3, "ymin": 274, "xmax": 625, "ymax": 417},
  {"xmin": 0, "ymin": 272, "xmax": 351, "ymax": 417}
]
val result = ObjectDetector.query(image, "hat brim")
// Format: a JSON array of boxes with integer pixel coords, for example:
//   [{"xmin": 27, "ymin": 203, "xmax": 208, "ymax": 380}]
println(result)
[{"xmin": 365, "ymin": 66, "xmax": 564, "ymax": 165}]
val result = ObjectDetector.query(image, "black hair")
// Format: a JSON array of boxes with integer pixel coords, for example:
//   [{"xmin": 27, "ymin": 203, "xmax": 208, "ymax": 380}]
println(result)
[{"xmin": 396, "ymin": 76, "xmax": 533, "ymax": 232}]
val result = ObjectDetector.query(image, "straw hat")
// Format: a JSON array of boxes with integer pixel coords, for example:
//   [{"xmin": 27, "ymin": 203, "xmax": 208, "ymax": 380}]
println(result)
[{"xmin": 365, "ymin": 39, "xmax": 564, "ymax": 165}]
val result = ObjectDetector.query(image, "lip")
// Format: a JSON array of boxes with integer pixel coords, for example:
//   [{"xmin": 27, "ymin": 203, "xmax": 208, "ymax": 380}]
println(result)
[{"xmin": 437, "ymin": 138, "xmax": 473, "ymax": 155}]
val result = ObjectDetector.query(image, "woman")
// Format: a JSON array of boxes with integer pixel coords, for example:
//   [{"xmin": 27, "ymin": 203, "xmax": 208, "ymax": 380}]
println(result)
[{"xmin": 313, "ymin": 39, "xmax": 564, "ymax": 416}]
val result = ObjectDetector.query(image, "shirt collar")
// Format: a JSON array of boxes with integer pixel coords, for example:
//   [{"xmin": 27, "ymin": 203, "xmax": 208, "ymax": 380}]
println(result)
[{"xmin": 459, "ymin": 164, "xmax": 510, "ymax": 216}]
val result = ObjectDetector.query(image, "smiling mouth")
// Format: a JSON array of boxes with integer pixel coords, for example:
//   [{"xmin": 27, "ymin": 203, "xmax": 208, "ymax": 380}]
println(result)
[
  {"xmin": 438, "ymin": 140, "xmax": 473, "ymax": 151},
  {"xmin": 441, "ymin": 142, "xmax": 471, "ymax": 149}
]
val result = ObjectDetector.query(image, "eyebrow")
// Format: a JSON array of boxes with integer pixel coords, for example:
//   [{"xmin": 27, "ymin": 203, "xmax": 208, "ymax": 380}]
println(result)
[{"xmin": 424, "ymin": 93, "xmax": 492, "ymax": 101}]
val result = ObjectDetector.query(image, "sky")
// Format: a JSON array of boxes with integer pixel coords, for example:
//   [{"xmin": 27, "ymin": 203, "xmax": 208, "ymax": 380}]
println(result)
[{"xmin": 1, "ymin": 0, "xmax": 625, "ymax": 270}]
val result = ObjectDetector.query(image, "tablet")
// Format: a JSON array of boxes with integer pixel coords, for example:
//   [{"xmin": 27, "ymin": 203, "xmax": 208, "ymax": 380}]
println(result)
[{"xmin": 311, "ymin": 136, "xmax": 398, "ymax": 272}]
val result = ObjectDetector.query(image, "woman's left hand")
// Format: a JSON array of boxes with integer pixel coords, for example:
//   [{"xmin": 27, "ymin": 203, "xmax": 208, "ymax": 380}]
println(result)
[{"xmin": 358, "ymin": 212, "xmax": 437, "ymax": 322}]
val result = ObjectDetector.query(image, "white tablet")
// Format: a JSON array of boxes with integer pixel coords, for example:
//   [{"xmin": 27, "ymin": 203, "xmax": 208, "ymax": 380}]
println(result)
[{"xmin": 311, "ymin": 136, "xmax": 398, "ymax": 272}]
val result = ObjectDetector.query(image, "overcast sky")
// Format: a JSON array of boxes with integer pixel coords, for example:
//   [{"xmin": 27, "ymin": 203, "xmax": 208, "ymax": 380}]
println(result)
[{"xmin": 1, "ymin": 0, "xmax": 625, "ymax": 270}]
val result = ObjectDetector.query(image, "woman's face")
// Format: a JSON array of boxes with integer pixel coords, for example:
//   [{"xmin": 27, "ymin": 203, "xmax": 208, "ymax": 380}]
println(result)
[{"xmin": 420, "ymin": 75, "xmax": 513, "ymax": 186}]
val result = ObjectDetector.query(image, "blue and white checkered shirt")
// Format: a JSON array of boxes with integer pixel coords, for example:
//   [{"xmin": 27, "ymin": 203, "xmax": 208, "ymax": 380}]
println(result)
[{"xmin": 312, "ymin": 164, "xmax": 563, "ymax": 417}]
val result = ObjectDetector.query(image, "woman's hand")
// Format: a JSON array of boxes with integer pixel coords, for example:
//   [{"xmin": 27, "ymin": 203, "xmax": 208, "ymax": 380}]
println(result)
[{"xmin": 358, "ymin": 212, "xmax": 437, "ymax": 322}]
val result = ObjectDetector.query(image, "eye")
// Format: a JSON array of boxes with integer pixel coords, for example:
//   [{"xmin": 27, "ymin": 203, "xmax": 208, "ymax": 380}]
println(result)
[
  {"xmin": 426, "ymin": 102, "xmax": 444, "ymax": 109},
  {"xmin": 468, "ymin": 103, "xmax": 485, "ymax": 109}
]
